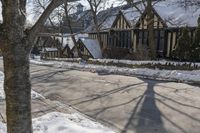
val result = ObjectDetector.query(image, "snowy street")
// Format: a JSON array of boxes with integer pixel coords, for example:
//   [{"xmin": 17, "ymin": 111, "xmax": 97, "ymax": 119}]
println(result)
[
  {"xmin": 0, "ymin": 67, "xmax": 115, "ymax": 133},
  {"xmin": 1, "ymin": 59, "xmax": 200, "ymax": 133},
  {"xmin": 0, "ymin": 0, "xmax": 200, "ymax": 132}
]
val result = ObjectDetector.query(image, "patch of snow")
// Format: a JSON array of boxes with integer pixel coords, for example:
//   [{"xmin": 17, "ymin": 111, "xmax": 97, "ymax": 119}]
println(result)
[
  {"xmin": 0, "ymin": 71, "xmax": 44, "ymax": 100},
  {"xmin": 43, "ymin": 48, "xmax": 58, "ymax": 52},
  {"xmin": 0, "ymin": 112, "xmax": 115, "ymax": 133},
  {"xmin": 0, "ymin": 122, "xmax": 6, "ymax": 133},
  {"xmin": 30, "ymin": 59, "xmax": 54, "ymax": 66},
  {"xmin": 40, "ymin": 58, "xmax": 200, "ymax": 67},
  {"xmin": 32, "ymin": 112, "xmax": 115, "ymax": 133},
  {"xmin": 30, "ymin": 59, "xmax": 200, "ymax": 84},
  {"xmin": 0, "ymin": 71, "xmax": 4, "ymax": 101},
  {"xmin": 31, "ymin": 90, "xmax": 45, "ymax": 100},
  {"xmin": 91, "ymin": 59, "xmax": 200, "ymax": 67}
]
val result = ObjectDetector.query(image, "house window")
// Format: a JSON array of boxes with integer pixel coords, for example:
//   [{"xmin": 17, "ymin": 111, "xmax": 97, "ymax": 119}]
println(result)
[
  {"xmin": 139, "ymin": 31, "xmax": 143, "ymax": 45},
  {"xmin": 144, "ymin": 31, "xmax": 148, "ymax": 46},
  {"xmin": 138, "ymin": 30, "xmax": 148, "ymax": 46},
  {"xmin": 157, "ymin": 30, "xmax": 165, "ymax": 57}
]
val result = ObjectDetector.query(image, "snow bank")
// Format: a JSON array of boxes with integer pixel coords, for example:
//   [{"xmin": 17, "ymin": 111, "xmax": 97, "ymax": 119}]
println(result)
[
  {"xmin": 32, "ymin": 112, "xmax": 115, "ymax": 133},
  {"xmin": 0, "ymin": 112, "xmax": 115, "ymax": 133},
  {"xmin": 0, "ymin": 71, "xmax": 44, "ymax": 100},
  {"xmin": 30, "ymin": 59, "xmax": 200, "ymax": 84},
  {"xmin": 30, "ymin": 59, "xmax": 54, "ymax": 66},
  {"xmin": 0, "ymin": 71, "xmax": 4, "ymax": 100},
  {"xmin": 91, "ymin": 59, "xmax": 200, "ymax": 67},
  {"xmin": 42, "ymin": 58, "xmax": 200, "ymax": 68},
  {"xmin": 0, "ymin": 122, "xmax": 5, "ymax": 133}
]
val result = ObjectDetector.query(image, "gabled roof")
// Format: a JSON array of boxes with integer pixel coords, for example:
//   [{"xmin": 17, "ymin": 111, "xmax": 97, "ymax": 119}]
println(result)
[
  {"xmin": 86, "ymin": 0, "xmax": 200, "ymax": 32},
  {"xmin": 135, "ymin": 4, "xmax": 167, "ymax": 28},
  {"xmin": 85, "ymin": 4, "xmax": 135, "ymax": 31},
  {"xmin": 79, "ymin": 37, "xmax": 102, "ymax": 59},
  {"xmin": 154, "ymin": 0, "xmax": 200, "ymax": 27},
  {"xmin": 124, "ymin": 0, "xmax": 200, "ymax": 28},
  {"xmin": 120, "ymin": 4, "xmax": 145, "ymax": 27},
  {"xmin": 111, "ymin": 10, "xmax": 132, "ymax": 28}
]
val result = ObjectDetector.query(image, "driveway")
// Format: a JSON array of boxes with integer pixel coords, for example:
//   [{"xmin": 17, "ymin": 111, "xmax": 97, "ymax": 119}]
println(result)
[{"xmin": 1, "ymin": 59, "xmax": 200, "ymax": 133}]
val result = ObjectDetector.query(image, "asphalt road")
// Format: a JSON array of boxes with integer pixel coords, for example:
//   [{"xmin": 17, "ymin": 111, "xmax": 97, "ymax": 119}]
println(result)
[{"xmin": 1, "ymin": 59, "xmax": 200, "ymax": 133}]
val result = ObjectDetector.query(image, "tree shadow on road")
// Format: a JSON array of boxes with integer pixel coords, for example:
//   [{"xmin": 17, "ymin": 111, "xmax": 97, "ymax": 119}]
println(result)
[
  {"xmin": 30, "ymin": 68, "xmax": 200, "ymax": 133},
  {"xmin": 121, "ymin": 79, "xmax": 166, "ymax": 133},
  {"xmin": 121, "ymin": 78, "xmax": 200, "ymax": 133}
]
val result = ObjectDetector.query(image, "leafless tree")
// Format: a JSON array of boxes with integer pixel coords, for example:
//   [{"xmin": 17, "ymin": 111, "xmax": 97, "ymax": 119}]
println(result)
[
  {"xmin": 86, "ymin": 0, "xmax": 106, "ymax": 49},
  {"xmin": 0, "ymin": 0, "xmax": 76, "ymax": 132},
  {"xmin": 146, "ymin": 0, "xmax": 156, "ymax": 59},
  {"xmin": 125, "ymin": 0, "xmax": 156, "ymax": 59},
  {"xmin": 32, "ymin": 0, "xmax": 83, "ymax": 58},
  {"xmin": 62, "ymin": 1, "xmax": 83, "ymax": 58},
  {"xmin": 32, "ymin": 0, "xmax": 68, "ymax": 57}
]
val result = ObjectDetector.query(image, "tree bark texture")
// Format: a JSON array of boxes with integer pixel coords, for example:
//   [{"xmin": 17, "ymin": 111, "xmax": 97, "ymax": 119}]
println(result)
[
  {"xmin": 147, "ymin": 0, "xmax": 156, "ymax": 59},
  {"xmin": 0, "ymin": 0, "xmax": 66, "ymax": 132},
  {"xmin": 3, "ymin": 47, "xmax": 32, "ymax": 133},
  {"xmin": 1, "ymin": 1, "xmax": 32, "ymax": 132}
]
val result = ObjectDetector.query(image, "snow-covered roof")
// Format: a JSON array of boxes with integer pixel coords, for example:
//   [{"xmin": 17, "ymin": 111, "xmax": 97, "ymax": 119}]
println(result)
[
  {"xmin": 53, "ymin": 36, "xmax": 74, "ymax": 50},
  {"xmin": 49, "ymin": 34, "xmax": 89, "ymax": 51},
  {"xmin": 43, "ymin": 47, "xmax": 58, "ymax": 52},
  {"xmin": 85, "ymin": 4, "xmax": 134, "ymax": 31},
  {"xmin": 79, "ymin": 38, "xmax": 102, "ymax": 59},
  {"xmin": 86, "ymin": 0, "xmax": 199, "ymax": 31},
  {"xmin": 154, "ymin": 0, "xmax": 200, "ymax": 27},
  {"xmin": 121, "ymin": 5, "xmax": 145, "ymax": 26},
  {"xmin": 124, "ymin": 0, "xmax": 200, "ymax": 28}
]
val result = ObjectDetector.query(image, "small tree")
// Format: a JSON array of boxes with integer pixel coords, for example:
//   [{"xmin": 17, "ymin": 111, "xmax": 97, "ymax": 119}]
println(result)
[{"xmin": 173, "ymin": 27, "xmax": 191, "ymax": 60}]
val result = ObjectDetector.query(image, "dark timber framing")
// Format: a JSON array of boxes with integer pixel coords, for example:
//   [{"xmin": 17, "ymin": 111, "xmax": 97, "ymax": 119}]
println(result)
[{"xmin": 87, "ymin": 5, "xmax": 197, "ymax": 59}]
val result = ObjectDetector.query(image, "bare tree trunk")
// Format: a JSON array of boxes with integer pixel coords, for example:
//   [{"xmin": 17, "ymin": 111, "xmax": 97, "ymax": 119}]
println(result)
[
  {"xmin": 147, "ymin": 0, "xmax": 156, "ymax": 59},
  {"xmin": 93, "ymin": 15, "xmax": 102, "ymax": 49},
  {"xmin": 87, "ymin": 0, "xmax": 103, "ymax": 49},
  {"xmin": 63, "ymin": 3, "xmax": 82, "ymax": 58},
  {"xmin": 1, "ymin": 0, "xmax": 33, "ymax": 132},
  {"xmin": 3, "ymin": 48, "xmax": 32, "ymax": 133},
  {"xmin": 0, "ymin": 0, "xmax": 66, "ymax": 133}
]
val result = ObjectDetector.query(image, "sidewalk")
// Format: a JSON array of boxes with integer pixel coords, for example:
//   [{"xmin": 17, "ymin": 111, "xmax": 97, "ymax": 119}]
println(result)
[
  {"xmin": 0, "ymin": 98, "xmax": 72, "ymax": 123},
  {"xmin": 0, "ymin": 97, "xmax": 116, "ymax": 133}
]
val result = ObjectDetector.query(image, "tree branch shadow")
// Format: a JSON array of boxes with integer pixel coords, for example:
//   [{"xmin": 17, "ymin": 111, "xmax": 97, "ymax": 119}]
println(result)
[{"xmin": 121, "ymin": 79, "xmax": 167, "ymax": 133}]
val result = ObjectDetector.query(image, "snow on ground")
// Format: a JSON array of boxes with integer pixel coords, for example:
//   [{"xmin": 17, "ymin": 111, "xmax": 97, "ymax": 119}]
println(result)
[
  {"xmin": 30, "ymin": 59, "xmax": 200, "ymax": 84},
  {"xmin": 0, "ymin": 60, "xmax": 115, "ymax": 133},
  {"xmin": 0, "ymin": 122, "xmax": 5, "ymax": 133},
  {"xmin": 0, "ymin": 71, "xmax": 44, "ymax": 100},
  {"xmin": 91, "ymin": 59, "xmax": 200, "ymax": 67},
  {"xmin": 0, "ymin": 71, "xmax": 4, "ymax": 100},
  {"xmin": 42, "ymin": 58, "xmax": 200, "ymax": 67},
  {"xmin": 30, "ymin": 59, "xmax": 54, "ymax": 66},
  {"xmin": 0, "ymin": 112, "xmax": 115, "ymax": 133}
]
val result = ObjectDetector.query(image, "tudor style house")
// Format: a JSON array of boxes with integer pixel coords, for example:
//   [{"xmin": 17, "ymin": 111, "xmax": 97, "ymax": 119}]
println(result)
[{"xmin": 86, "ymin": 0, "xmax": 199, "ymax": 59}]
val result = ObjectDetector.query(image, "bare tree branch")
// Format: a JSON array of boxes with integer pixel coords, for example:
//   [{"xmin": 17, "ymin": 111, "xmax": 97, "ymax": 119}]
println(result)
[{"xmin": 29, "ymin": 0, "xmax": 64, "ymax": 39}]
